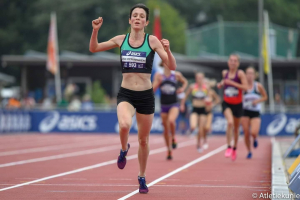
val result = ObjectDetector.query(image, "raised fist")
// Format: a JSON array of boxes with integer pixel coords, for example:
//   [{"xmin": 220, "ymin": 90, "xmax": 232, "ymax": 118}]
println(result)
[
  {"xmin": 160, "ymin": 39, "xmax": 170, "ymax": 52},
  {"xmin": 92, "ymin": 17, "xmax": 103, "ymax": 30}
]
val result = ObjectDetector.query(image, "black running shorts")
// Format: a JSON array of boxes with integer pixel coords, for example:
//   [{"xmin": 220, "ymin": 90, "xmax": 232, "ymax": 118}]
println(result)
[
  {"xmin": 222, "ymin": 101, "xmax": 243, "ymax": 118},
  {"xmin": 192, "ymin": 107, "xmax": 207, "ymax": 116},
  {"xmin": 117, "ymin": 87, "xmax": 155, "ymax": 115},
  {"xmin": 242, "ymin": 109, "xmax": 260, "ymax": 119}
]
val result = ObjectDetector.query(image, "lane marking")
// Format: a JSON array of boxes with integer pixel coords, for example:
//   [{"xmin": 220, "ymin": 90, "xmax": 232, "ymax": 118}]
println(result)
[
  {"xmin": 0, "ymin": 138, "xmax": 164, "ymax": 168},
  {"xmin": 0, "ymin": 138, "xmax": 120, "ymax": 157},
  {"xmin": 0, "ymin": 139, "xmax": 195, "ymax": 192},
  {"xmin": 118, "ymin": 144, "xmax": 227, "ymax": 200},
  {"xmin": 0, "ymin": 183, "xmax": 269, "ymax": 189},
  {"xmin": 0, "ymin": 137, "xmax": 101, "ymax": 151}
]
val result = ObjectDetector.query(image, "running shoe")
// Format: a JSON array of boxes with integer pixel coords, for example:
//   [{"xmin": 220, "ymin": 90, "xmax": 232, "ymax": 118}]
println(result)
[
  {"xmin": 253, "ymin": 139, "xmax": 258, "ymax": 148},
  {"xmin": 197, "ymin": 147, "xmax": 203, "ymax": 153},
  {"xmin": 117, "ymin": 143, "xmax": 130, "ymax": 169},
  {"xmin": 224, "ymin": 147, "xmax": 232, "ymax": 158},
  {"xmin": 167, "ymin": 151, "xmax": 172, "ymax": 160},
  {"xmin": 247, "ymin": 152, "xmax": 252, "ymax": 159},
  {"xmin": 172, "ymin": 138, "xmax": 177, "ymax": 149},
  {"xmin": 138, "ymin": 176, "xmax": 149, "ymax": 194},
  {"xmin": 203, "ymin": 143, "xmax": 209, "ymax": 150},
  {"xmin": 231, "ymin": 149, "xmax": 237, "ymax": 161}
]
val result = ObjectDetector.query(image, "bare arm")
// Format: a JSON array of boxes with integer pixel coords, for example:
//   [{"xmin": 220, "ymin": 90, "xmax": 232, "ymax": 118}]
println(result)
[
  {"xmin": 176, "ymin": 71, "xmax": 188, "ymax": 93},
  {"xmin": 181, "ymin": 84, "xmax": 193, "ymax": 106},
  {"xmin": 152, "ymin": 73, "xmax": 162, "ymax": 93},
  {"xmin": 211, "ymin": 90, "xmax": 221, "ymax": 107},
  {"xmin": 150, "ymin": 36, "xmax": 177, "ymax": 70},
  {"xmin": 217, "ymin": 70, "xmax": 227, "ymax": 89},
  {"xmin": 253, "ymin": 83, "xmax": 268, "ymax": 105},
  {"xmin": 224, "ymin": 70, "xmax": 248, "ymax": 91},
  {"xmin": 89, "ymin": 17, "xmax": 124, "ymax": 53}
]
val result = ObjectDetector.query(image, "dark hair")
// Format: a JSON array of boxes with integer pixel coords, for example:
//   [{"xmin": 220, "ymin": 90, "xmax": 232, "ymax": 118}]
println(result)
[{"xmin": 129, "ymin": 4, "xmax": 149, "ymax": 21}]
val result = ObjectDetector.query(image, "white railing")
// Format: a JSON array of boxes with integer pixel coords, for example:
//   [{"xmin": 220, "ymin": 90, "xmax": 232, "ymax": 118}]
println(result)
[{"xmin": 2, "ymin": 103, "xmax": 300, "ymax": 114}]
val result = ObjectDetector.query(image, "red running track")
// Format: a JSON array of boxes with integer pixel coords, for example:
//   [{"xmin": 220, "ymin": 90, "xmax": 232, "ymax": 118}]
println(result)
[{"xmin": 0, "ymin": 133, "xmax": 271, "ymax": 200}]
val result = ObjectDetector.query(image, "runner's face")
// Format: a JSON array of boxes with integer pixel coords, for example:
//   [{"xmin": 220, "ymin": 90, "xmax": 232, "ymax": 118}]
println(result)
[
  {"xmin": 129, "ymin": 8, "xmax": 148, "ymax": 30},
  {"xmin": 195, "ymin": 73, "xmax": 204, "ymax": 84},
  {"xmin": 228, "ymin": 55, "xmax": 240, "ymax": 70},
  {"xmin": 246, "ymin": 68, "xmax": 255, "ymax": 82}
]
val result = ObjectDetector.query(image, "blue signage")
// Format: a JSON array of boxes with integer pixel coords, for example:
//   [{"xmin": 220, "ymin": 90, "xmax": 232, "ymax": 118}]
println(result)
[{"xmin": 1, "ymin": 110, "xmax": 299, "ymax": 136}]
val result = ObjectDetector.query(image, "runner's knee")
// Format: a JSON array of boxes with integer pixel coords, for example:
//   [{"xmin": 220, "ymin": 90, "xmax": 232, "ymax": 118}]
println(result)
[
  {"xmin": 139, "ymin": 137, "xmax": 149, "ymax": 147},
  {"xmin": 119, "ymin": 121, "xmax": 131, "ymax": 133}
]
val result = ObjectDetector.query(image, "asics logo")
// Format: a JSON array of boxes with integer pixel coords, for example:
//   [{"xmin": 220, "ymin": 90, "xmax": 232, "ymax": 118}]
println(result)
[{"xmin": 126, "ymin": 51, "xmax": 141, "ymax": 56}]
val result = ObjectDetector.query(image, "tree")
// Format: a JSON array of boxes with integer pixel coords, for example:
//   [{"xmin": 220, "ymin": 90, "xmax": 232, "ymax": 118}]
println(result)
[
  {"xmin": 147, "ymin": 0, "xmax": 187, "ymax": 54},
  {"xmin": 91, "ymin": 80, "xmax": 106, "ymax": 104}
]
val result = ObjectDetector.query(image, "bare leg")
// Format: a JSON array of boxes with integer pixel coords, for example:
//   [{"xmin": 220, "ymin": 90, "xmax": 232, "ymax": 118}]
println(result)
[
  {"xmin": 250, "ymin": 117, "xmax": 261, "ymax": 148},
  {"xmin": 117, "ymin": 102, "xmax": 135, "ymax": 151},
  {"xmin": 204, "ymin": 112, "xmax": 213, "ymax": 143},
  {"xmin": 233, "ymin": 117, "xmax": 241, "ymax": 149},
  {"xmin": 223, "ymin": 108, "xmax": 234, "ymax": 147},
  {"xmin": 250, "ymin": 118, "xmax": 261, "ymax": 140},
  {"xmin": 161, "ymin": 113, "xmax": 171, "ymax": 152},
  {"xmin": 136, "ymin": 112, "xmax": 154, "ymax": 177},
  {"xmin": 189, "ymin": 113, "xmax": 198, "ymax": 133},
  {"xmin": 168, "ymin": 107, "xmax": 179, "ymax": 140},
  {"xmin": 197, "ymin": 115, "xmax": 207, "ymax": 148},
  {"xmin": 241, "ymin": 117, "xmax": 251, "ymax": 152}
]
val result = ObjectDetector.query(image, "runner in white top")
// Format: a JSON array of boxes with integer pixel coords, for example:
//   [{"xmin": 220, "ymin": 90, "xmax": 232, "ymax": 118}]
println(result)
[{"xmin": 241, "ymin": 67, "xmax": 268, "ymax": 159}]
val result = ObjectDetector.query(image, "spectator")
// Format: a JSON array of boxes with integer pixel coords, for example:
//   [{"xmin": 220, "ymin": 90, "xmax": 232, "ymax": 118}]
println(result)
[
  {"xmin": 81, "ymin": 94, "xmax": 93, "ymax": 111},
  {"xmin": 274, "ymin": 93, "xmax": 285, "ymax": 113},
  {"xmin": 64, "ymin": 83, "xmax": 78, "ymax": 102},
  {"xmin": 22, "ymin": 92, "xmax": 36, "ymax": 109},
  {"xmin": 68, "ymin": 96, "xmax": 81, "ymax": 111},
  {"xmin": 41, "ymin": 96, "xmax": 54, "ymax": 110},
  {"xmin": 7, "ymin": 97, "xmax": 21, "ymax": 109}
]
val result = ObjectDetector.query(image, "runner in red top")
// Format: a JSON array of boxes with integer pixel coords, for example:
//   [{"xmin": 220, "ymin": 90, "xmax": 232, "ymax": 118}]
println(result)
[{"xmin": 217, "ymin": 54, "xmax": 247, "ymax": 161}]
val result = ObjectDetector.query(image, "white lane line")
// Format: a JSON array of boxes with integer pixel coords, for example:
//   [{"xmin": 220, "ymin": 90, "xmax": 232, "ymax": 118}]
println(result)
[
  {"xmin": 118, "ymin": 144, "xmax": 227, "ymax": 200},
  {"xmin": 0, "ymin": 138, "xmax": 164, "ymax": 168},
  {"xmin": 0, "ymin": 139, "xmax": 195, "ymax": 192},
  {"xmin": 0, "ymin": 138, "xmax": 120, "ymax": 156},
  {"xmin": 0, "ymin": 183, "xmax": 269, "ymax": 189},
  {"xmin": 0, "ymin": 137, "xmax": 98, "ymax": 150}
]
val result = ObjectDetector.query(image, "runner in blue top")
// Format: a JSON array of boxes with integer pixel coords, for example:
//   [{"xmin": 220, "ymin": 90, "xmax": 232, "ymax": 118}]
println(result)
[
  {"xmin": 89, "ymin": 3, "xmax": 177, "ymax": 194},
  {"xmin": 153, "ymin": 61, "xmax": 187, "ymax": 160}
]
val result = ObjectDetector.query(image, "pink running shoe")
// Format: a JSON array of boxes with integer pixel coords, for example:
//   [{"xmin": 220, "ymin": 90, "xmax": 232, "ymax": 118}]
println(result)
[
  {"xmin": 231, "ymin": 149, "xmax": 237, "ymax": 161},
  {"xmin": 224, "ymin": 147, "xmax": 232, "ymax": 158}
]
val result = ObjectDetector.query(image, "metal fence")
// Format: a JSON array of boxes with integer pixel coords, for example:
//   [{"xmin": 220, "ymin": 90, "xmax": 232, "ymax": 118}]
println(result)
[{"xmin": 186, "ymin": 21, "xmax": 299, "ymax": 58}]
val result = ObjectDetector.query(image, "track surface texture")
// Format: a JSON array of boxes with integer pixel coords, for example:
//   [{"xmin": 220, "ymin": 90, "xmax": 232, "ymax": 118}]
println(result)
[{"xmin": 0, "ymin": 133, "xmax": 272, "ymax": 200}]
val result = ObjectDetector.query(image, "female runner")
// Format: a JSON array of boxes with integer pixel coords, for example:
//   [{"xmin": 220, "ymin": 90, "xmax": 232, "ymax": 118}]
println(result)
[
  {"xmin": 217, "ymin": 54, "xmax": 247, "ymax": 161},
  {"xmin": 153, "ymin": 61, "xmax": 188, "ymax": 160},
  {"xmin": 203, "ymin": 79, "xmax": 221, "ymax": 148},
  {"xmin": 89, "ymin": 4, "xmax": 177, "ymax": 193},
  {"xmin": 241, "ymin": 67, "xmax": 267, "ymax": 159},
  {"xmin": 181, "ymin": 72, "xmax": 209, "ymax": 153}
]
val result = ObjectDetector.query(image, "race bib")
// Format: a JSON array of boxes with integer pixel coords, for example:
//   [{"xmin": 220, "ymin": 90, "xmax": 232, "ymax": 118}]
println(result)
[
  {"xmin": 121, "ymin": 50, "xmax": 146, "ymax": 69},
  {"xmin": 224, "ymin": 87, "xmax": 239, "ymax": 97},
  {"xmin": 161, "ymin": 84, "xmax": 176, "ymax": 95},
  {"xmin": 243, "ymin": 100, "xmax": 254, "ymax": 109},
  {"xmin": 193, "ymin": 91, "xmax": 206, "ymax": 99}
]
